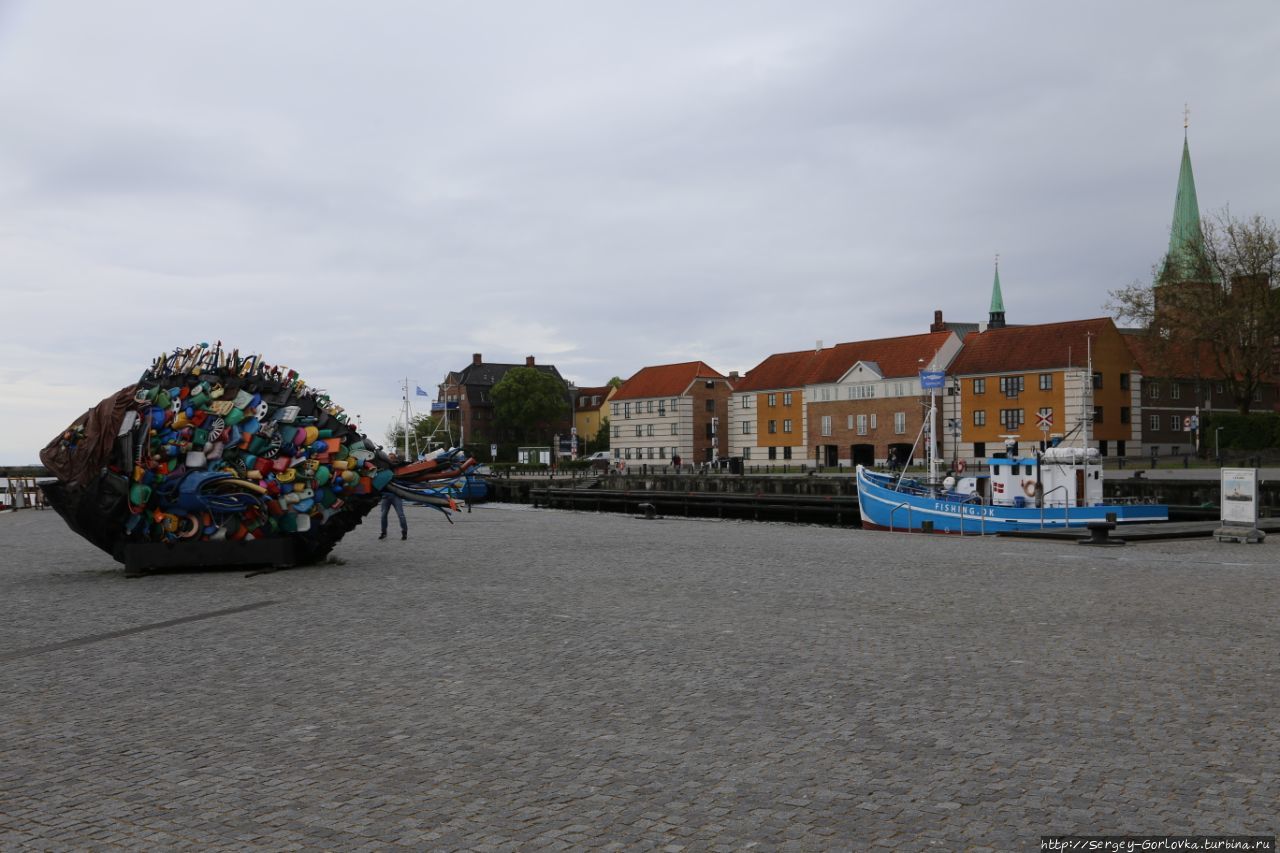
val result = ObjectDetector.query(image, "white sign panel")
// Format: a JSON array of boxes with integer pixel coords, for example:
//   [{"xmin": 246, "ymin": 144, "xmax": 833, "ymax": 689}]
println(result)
[{"xmin": 1220, "ymin": 468, "xmax": 1258, "ymax": 525}]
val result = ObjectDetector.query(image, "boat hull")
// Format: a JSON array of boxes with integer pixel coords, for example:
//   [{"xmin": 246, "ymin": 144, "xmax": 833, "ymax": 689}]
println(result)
[{"xmin": 855, "ymin": 465, "xmax": 1167, "ymax": 535}]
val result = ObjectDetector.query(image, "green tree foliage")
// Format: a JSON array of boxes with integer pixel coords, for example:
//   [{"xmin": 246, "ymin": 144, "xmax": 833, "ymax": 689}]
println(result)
[
  {"xmin": 1108, "ymin": 207, "xmax": 1280, "ymax": 413},
  {"xmin": 491, "ymin": 367, "xmax": 568, "ymax": 443},
  {"xmin": 585, "ymin": 416, "xmax": 611, "ymax": 454},
  {"xmin": 607, "ymin": 376, "xmax": 624, "ymax": 388},
  {"xmin": 385, "ymin": 413, "xmax": 445, "ymax": 457}
]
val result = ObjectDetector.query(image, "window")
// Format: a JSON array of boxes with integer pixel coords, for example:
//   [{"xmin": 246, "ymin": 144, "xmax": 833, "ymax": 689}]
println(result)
[
  {"xmin": 1092, "ymin": 372, "xmax": 1103, "ymax": 390},
  {"xmin": 999, "ymin": 409, "xmax": 1025, "ymax": 428},
  {"xmin": 623, "ymin": 402, "xmax": 631, "ymax": 419},
  {"xmin": 1214, "ymin": 383, "xmax": 1224, "ymax": 394},
  {"xmin": 999, "ymin": 376, "xmax": 1024, "ymax": 397},
  {"xmin": 613, "ymin": 449, "xmax": 620, "ymax": 460},
  {"xmin": 635, "ymin": 425, "xmax": 642, "ymax": 437},
  {"xmin": 705, "ymin": 399, "xmax": 715, "ymax": 412},
  {"xmin": 1120, "ymin": 407, "xmax": 1131, "ymax": 424},
  {"xmin": 782, "ymin": 447, "xmax": 792, "ymax": 460},
  {"xmin": 646, "ymin": 424, "xmax": 654, "ymax": 436},
  {"xmin": 1093, "ymin": 406, "xmax": 1103, "ymax": 424},
  {"xmin": 973, "ymin": 410, "xmax": 986, "ymax": 426},
  {"xmin": 1169, "ymin": 415, "xmax": 1180, "ymax": 431},
  {"xmin": 856, "ymin": 414, "xmax": 867, "ymax": 435},
  {"xmin": 658, "ymin": 401, "xmax": 666, "ymax": 416},
  {"xmin": 647, "ymin": 447, "xmax": 655, "ymax": 459},
  {"xmin": 1148, "ymin": 382, "xmax": 1160, "ymax": 399},
  {"xmin": 647, "ymin": 400, "xmax": 654, "ymax": 413},
  {"xmin": 849, "ymin": 384, "xmax": 876, "ymax": 399},
  {"xmin": 768, "ymin": 446, "xmax": 777, "ymax": 460},
  {"xmin": 658, "ymin": 447, "xmax": 665, "ymax": 459},
  {"xmin": 741, "ymin": 395, "xmax": 752, "ymax": 409},
  {"xmin": 847, "ymin": 415, "xmax": 854, "ymax": 429},
  {"xmin": 782, "ymin": 419, "xmax": 793, "ymax": 434},
  {"xmin": 624, "ymin": 448, "xmax": 633, "ymax": 459},
  {"xmin": 820, "ymin": 387, "xmax": 831, "ymax": 401},
  {"xmin": 767, "ymin": 393, "xmax": 777, "ymax": 407},
  {"xmin": 973, "ymin": 378, "xmax": 986, "ymax": 395},
  {"xmin": 820, "ymin": 415, "xmax": 832, "ymax": 436},
  {"xmin": 783, "ymin": 392, "xmax": 793, "ymax": 406},
  {"xmin": 973, "ymin": 441, "xmax": 986, "ymax": 459},
  {"xmin": 1120, "ymin": 374, "xmax": 1130, "ymax": 391},
  {"xmin": 767, "ymin": 420, "xmax": 777, "ymax": 434},
  {"xmin": 894, "ymin": 412, "xmax": 906, "ymax": 434},
  {"xmin": 1039, "ymin": 373, "xmax": 1053, "ymax": 391},
  {"xmin": 1149, "ymin": 414, "xmax": 1160, "ymax": 431},
  {"xmin": 870, "ymin": 414, "xmax": 877, "ymax": 430},
  {"xmin": 612, "ymin": 425, "xmax": 620, "ymax": 438},
  {"xmin": 743, "ymin": 448, "xmax": 751, "ymax": 460},
  {"xmin": 670, "ymin": 423, "xmax": 678, "ymax": 435},
  {"xmin": 741, "ymin": 420, "xmax": 751, "ymax": 434},
  {"xmin": 1171, "ymin": 384, "xmax": 1181, "ymax": 400}
]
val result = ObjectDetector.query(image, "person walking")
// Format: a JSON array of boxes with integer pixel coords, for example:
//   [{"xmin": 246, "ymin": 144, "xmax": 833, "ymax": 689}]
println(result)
[{"xmin": 380, "ymin": 453, "xmax": 408, "ymax": 540}]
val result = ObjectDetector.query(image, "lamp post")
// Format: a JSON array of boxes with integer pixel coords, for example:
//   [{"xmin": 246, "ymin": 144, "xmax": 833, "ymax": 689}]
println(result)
[{"xmin": 1215, "ymin": 426, "xmax": 1223, "ymax": 464}]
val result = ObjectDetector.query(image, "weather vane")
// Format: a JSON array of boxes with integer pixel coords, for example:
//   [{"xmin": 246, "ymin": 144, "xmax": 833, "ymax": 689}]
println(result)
[{"xmin": 1184, "ymin": 103, "xmax": 1190, "ymax": 130}]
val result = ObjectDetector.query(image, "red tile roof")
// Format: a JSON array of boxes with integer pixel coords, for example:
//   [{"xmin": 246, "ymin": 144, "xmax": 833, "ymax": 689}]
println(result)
[
  {"xmin": 809, "ymin": 331, "xmax": 957, "ymax": 383},
  {"xmin": 574, "ymin": 385, "xmax": 613, "ymax": 412},
  {"xmin": 949, "ymin": 318, "xmax": 1118, "ymax": 375},
  {"xmin": 613, "ymin": 361, "xmax": 726, "ymax": 400},
  {"xmin": 736, "ymin": 349, "xmax": 827, "ymax": 392}
]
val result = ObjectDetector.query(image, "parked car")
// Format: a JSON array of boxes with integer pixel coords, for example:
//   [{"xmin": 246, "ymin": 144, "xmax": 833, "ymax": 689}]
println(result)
[{"xmin": 586, "ymin": 451, "xmax": 611, "ymax": 461}]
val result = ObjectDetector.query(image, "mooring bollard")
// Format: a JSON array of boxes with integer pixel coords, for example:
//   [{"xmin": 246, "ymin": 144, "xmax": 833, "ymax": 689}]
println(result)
[{"xmin": 1079, "ymin": 520, "xmax": 1124, "ymax": 547}]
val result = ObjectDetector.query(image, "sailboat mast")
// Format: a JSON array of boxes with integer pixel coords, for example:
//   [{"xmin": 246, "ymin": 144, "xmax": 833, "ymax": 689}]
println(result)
[{"xmin": 403, "ymin": 378, "xmax": 411, "ymax": 460}]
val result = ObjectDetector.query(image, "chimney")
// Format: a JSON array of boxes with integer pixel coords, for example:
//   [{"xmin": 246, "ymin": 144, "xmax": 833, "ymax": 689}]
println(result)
[
  {"xmin": 930, "ymin": 309, "xmax": 946, "ymax": 332},
  {"xmin": 815, "ymin": 339, "xmax": 823, "ymax": 352},
  {"xmin": 728, "ymin": 371, "xmax": 740, "ymax": 381},
  {"xmin": 526, "ymin": 355, "xmax": 535, "ymax": 366},
  {"xmin": 472, "ymin": 353, "xmax": 482, "ymax": 365}
]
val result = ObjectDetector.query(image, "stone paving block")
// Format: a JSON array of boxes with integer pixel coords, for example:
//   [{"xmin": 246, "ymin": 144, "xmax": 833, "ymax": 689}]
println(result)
[{"xmin": 0, "ymin": 507, "xmax": 1277, "ymax": 849}]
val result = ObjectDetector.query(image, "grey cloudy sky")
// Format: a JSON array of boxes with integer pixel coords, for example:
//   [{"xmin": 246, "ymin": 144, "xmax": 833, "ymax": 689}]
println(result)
[{"xmin": 1, "ymin": 1, "xmax": 1277, "ymax": 463}]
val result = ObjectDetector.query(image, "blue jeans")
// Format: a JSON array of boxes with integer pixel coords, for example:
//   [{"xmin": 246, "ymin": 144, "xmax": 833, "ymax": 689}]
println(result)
[{"xmin": 380, "ymin": 493, "xmax": 406, "ymax": 535}]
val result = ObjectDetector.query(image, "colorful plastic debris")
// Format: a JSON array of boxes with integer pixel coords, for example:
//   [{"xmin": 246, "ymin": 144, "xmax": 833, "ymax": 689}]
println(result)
[{"xmin": 39, "ymin": 343, "xmax": 477, "ymax": 570}]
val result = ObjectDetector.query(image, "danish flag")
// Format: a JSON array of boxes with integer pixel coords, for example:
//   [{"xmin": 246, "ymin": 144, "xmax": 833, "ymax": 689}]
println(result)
[{"xmin": 992, "ymin": 482, "xmax": 1005, "ymax": 494}]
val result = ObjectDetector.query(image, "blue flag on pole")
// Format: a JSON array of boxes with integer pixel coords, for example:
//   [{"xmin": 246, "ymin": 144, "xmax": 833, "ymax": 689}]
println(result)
[{"xmin": 415, "ymin": 385, "xmax": 429, "ymax": 397}]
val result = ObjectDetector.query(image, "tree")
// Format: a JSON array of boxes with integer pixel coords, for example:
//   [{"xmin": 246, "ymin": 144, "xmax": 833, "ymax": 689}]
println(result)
[
  {"xmin": 491, "ymin": 367, "xmax": 569, "ymax": 444},
  {"xmin": 385, "ymin": 413, "xmax": 445, "ymax": 457},
  {"xmin": 585, "ymin": 415, "xmax": 611, "ymax": 454},
  {"xmin": 607, "ymin": 376, "xmax": 624, "ymax": 388},
  {"xmin": 1107, "ymin": 207, "xmax": 1280, "ymax": 413}
]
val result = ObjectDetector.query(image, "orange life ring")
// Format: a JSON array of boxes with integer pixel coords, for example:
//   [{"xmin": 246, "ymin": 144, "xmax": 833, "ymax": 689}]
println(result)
[
  {"xmin": 1023, "ymin": 480, "xmax": 1038, "ymax": 498},
  {"xmin": 954, "ymin": 459, "xmax": 966, "ymax": 473}
]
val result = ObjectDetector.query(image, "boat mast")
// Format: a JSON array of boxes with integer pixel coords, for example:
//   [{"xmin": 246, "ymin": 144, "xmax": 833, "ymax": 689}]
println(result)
[{"xmin": 402, "ymin": 377, "xmax": 412, "ymax": 460}]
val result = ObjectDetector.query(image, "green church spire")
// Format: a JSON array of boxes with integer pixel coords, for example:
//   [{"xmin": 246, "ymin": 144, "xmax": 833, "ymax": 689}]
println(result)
[
  {"xmin": 988, "ymin": 254, "xmax": 1006, "ymax": 328},
  {"xmin": 1162, "ymin": 127, "xmax": 1205, "ymax": 281}
]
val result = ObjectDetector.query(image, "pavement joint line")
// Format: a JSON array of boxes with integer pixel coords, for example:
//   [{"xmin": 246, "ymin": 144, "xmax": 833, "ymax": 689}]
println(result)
[{"xmin": 0, "ymin": 600, "xmax": 281, "ymax": 664}]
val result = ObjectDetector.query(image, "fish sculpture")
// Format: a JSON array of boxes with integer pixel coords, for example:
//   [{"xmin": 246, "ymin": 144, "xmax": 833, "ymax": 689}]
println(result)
[{"xmin": 39, "ymin": 343, "xmax": 477, "ymax": 572}]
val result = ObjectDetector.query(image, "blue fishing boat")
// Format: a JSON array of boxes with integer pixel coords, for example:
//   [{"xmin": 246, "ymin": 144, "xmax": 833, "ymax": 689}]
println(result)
[{"xmin": 856, "ymin": 447, "xmax": 1167, "ymax": 534}]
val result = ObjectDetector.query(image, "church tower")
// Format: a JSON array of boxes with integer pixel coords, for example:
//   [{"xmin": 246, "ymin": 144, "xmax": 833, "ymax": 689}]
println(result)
[
  {"xmin": 1160, "ymin": 115, "xmax": 1205, "ymax": 283},
  {"xmin": 988, "ymin": 255, "xmax": 1006, "ymax": 329}
]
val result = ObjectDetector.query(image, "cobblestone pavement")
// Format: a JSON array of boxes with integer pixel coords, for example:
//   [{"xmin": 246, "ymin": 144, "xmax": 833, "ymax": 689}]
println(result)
[{"xmin": 1, "ymin": 505, "xmax": 1276, "ymax": 851}]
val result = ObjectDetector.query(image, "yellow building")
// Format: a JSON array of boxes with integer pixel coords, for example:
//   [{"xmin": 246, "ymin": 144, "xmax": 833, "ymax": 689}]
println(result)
[
  {"xmin": 949, "ymin": 317, "xmax": 1142, "ymax": 461},
  {"xmin": 573, "ymin": 385, "xmax": 615, "ymax": 444}
]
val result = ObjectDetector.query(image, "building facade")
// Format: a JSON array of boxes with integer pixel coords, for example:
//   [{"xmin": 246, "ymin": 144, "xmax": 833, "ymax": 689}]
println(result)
[
  {"xmin": 610, "ymin": 362, "xmax": 733, "ymax": 465},
  {"xmin": 437, "ymin": 353, "xmax": 571, "ymax": 448},
  {"xmin": 572, "ymin": 385, "xmax": 616, "ymax": 447},
  {"xmin": 949, "ymin": 318, "xmax": 1143, "ymax": 461},
  {"xmin": 729, "ymin": 349, "xmax": 825, "ymax": 464},
  {"xmin": 803, "ymin": 331, "xmax": 963, "ymax": 468}
]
